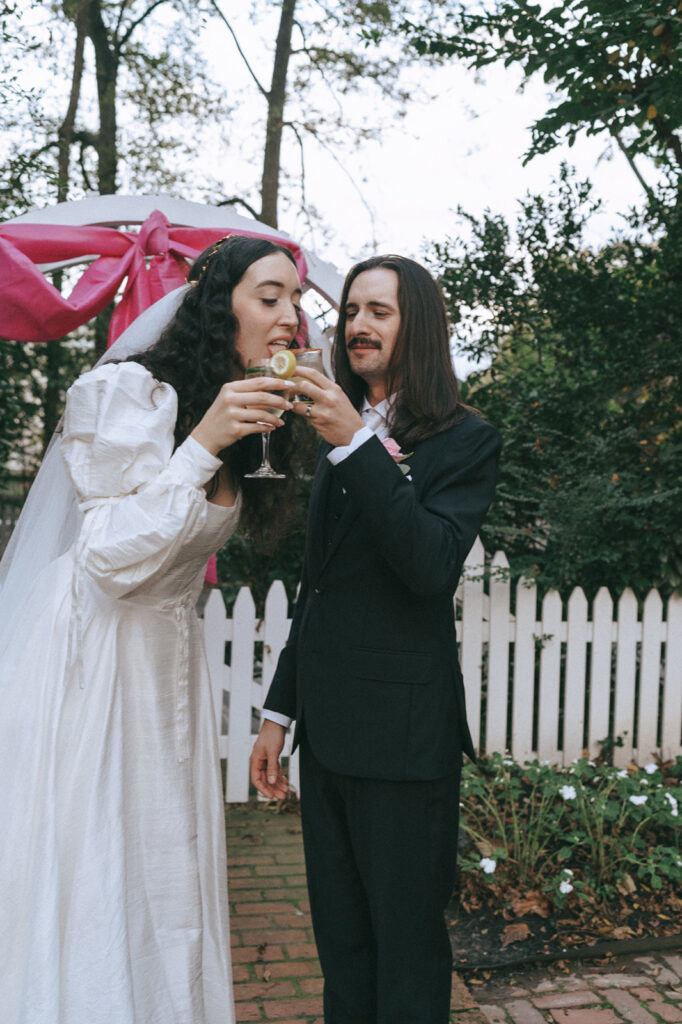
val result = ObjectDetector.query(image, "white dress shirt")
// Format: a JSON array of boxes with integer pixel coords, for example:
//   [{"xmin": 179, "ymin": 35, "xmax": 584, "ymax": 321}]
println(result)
[{"xmin": 262, "ymin": 397, "xmax": 391, "ymax": 730}]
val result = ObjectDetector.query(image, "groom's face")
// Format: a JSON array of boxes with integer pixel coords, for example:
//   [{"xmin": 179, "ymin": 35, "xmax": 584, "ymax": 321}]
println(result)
[{"xmin": 344, "ymin": 267, "xmax": 401, "ymax": 390}]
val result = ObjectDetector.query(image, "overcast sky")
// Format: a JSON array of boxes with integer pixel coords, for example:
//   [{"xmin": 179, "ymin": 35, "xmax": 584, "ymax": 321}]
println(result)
[
  {"xmin": 200, "ymin": 9, "xmax": 661, "ymax": 271},
  {"xmin": 196, "ymin": 8, "xmax": 661, "ymax": 375}
]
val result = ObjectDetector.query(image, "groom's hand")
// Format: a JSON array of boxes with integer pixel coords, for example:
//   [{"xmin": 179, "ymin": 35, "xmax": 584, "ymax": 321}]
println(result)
[
  {"xmin": 290, "ymin": 367, "xmax": 364, "ymax": 447},
  {"xmin": 250, "ymin": 720, "xmax": 289, "ymax": 800}
]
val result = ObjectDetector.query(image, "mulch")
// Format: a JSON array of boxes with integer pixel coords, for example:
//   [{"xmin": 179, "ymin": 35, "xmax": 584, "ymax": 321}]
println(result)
[{"xmin": 448, "ymin": 895, "xmax": 682, "ymax": 972}]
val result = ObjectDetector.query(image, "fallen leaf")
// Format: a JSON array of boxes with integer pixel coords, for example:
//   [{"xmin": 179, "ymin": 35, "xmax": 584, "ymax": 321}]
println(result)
[
  {"xmin": 501, "ymin": 922, "xmax": 531, "ymax": 948},
  {"xmin": 616, "ymin": 874, "xmax": 637, "ymax": 896},
  {"xmin": 510, "ymin": 891, "xmax": 551, "ymax": 919},
  {"xmin": 609, "ymin": 926, "xmax": 635, "ymax": 940}
]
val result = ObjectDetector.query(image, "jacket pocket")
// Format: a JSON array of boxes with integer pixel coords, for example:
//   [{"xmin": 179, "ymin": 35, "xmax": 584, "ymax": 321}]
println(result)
[{"xmin": 347, "ymin": 647, "xmax": 433, "ymax": 684}]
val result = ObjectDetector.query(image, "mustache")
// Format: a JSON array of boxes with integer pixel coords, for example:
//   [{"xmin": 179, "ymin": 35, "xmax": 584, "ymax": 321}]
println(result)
[{"xmin": 347, "ymin": 339, "xmax": 381, "ymax": 350}]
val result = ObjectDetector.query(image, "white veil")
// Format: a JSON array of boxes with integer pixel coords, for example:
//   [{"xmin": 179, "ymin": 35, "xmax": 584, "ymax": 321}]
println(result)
[{"xmin": 0, "ymin": 286, "xmax": 189, "ymax": 646}]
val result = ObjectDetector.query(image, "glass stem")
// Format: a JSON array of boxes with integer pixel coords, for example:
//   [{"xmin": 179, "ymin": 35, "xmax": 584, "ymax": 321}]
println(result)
[{"xmin": 261, "ymin": 431, "xmax": 274, "ymax": 470}]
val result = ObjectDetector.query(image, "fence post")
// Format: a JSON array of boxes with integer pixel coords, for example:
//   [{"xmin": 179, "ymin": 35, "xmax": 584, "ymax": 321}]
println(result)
[
  {"xmin": 613, "ymin": 589, "xmax": 638, "ymax": 767},
  {"xmin": 563, "ymin": 588, "xmax": 588, "ymax": 763},
  {"xmin": 537, "ymin": 591, "xmax": 562, "ymax": 764},
  {"xmin": 486, "ymin": 551, "xmax": 510, "ymax": 754},
  {"xmin": 588, "ymin": 587, "xmax": 614, "ymax": 758},
  {"xmin": 460, "ymin": 537, "xmax": 485, "ymax": 751},
  {"xmin": 662, "ymin": 592, "xmax": 682, "ymax": 761},
  {"xmin": 262, "ymin": 581, "xmax": 298, "ymax": 793},
  {"xmin": 226, "ymin": 587, "xmax": 256, "ymax": 803},
  {"xmin": 511, "ymin": 578, "xmax": 537, "ymax": 763},
  {"xmin": 638, "ymin": 590, "xmax": 664, "ymax": 763}
]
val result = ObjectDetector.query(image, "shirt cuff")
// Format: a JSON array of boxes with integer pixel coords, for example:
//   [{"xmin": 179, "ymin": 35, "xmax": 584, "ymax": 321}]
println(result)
[
  {"xmin": 327, "ymin": 425, "xmax": 374, "ymax": 465},
  {"xmin": 262, "ymin": 709, "xmax": 293, "ymax": 729},
  {"xmin": 167, "ymin": 435, "xmax": 224, "ymax": 489}
]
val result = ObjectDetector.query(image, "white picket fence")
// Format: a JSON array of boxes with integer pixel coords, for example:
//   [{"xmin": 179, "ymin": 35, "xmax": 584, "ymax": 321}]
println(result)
[{"xmin": 201, "ymin": 538, "xmax": 682, "ymax": 803}]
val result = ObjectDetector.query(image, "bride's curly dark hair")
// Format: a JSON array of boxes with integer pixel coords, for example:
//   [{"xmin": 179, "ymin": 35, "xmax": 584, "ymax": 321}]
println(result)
[{"xmin": 128, "ymin": 235, "xmax": 300, "ymax": 541}]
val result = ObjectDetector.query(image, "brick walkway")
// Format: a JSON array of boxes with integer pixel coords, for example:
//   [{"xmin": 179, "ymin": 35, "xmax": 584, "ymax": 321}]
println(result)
[
  {"xmin": 472, "ymin": 952, "xmax": 682, "ymax": 1024},
  {"xmin": 226, "ymin": 802, "xmax": 488, "ymax": 1023}
]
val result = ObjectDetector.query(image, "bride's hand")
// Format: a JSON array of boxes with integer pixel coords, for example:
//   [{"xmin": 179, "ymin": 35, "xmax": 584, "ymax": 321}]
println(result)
[{"xmin": 191, "ymin": 378, "xmax": 295, "ymax": 456}]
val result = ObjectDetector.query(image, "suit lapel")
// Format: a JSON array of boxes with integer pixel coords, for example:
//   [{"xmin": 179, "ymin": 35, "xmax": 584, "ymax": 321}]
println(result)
[{"xmin": 306, "ymin": 443, "xmax": 365, "ymax": 579}]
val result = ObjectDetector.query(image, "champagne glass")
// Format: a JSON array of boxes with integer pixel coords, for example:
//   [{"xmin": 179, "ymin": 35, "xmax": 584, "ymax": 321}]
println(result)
[
  {"xmin": 243, "ymin": 358, "xmax": 287, "ymax": 479},
  {"xmin": 291, "ymin": 348, "xmax": 328, "ymax": 404}
]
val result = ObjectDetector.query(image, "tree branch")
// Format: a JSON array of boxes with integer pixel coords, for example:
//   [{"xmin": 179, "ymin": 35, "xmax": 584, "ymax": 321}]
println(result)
[
  {"xmin": 208, "ymin": 0, "xmax": 269, "ymax": 99},
  {"xmin": 78, "ymin": 140, "xmax": 95, "ymax": 193},
  {"xmin": 665, "ymin": 129, "xmax": 682, "ymax": 172},
  {"xmin": 73, "ymin": 128, "xmax": 99, "ymax": 148},
  {"xmin": 612, "ymin": 130, "xmax": 655, "ymax": 200},
  {"xmin": 293, "ymin": 120, "xmax": 378, "ymax": 248},
  {"xmin": 285, "ymin": 120, "xmax": 315, "ymax": 243},
  {"xmin": 118, "ymin": 0, "xmax": 170, "ymax": 50},
  {"xmin": 30, "ymin": 140, "xmax": 60, "ymax": 160},
  {"xmin": 114, "ymin": 0, "xmax": 132, "ymax": 42},
  {"xmin": 217, "ymin": 195, "xmax": 262, "ymax": 219}
]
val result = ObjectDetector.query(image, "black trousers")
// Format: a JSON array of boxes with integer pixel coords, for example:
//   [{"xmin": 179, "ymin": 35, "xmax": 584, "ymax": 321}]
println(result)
[{"xmin": 299, "ymin": 740, "xmax": 461, "ymax": 1024}]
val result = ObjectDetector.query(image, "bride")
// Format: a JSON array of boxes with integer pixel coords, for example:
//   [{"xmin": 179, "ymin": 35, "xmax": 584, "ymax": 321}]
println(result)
[{"xmin": 0, "ymin": 235, "xmax": 302, "ymax": 1024}]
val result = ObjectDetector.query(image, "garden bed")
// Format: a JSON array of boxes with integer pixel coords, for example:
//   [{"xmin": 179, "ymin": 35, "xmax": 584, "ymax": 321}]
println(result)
[{"xmin": 450, "ymin": 752, "xmax": 682, "ymax": 970}]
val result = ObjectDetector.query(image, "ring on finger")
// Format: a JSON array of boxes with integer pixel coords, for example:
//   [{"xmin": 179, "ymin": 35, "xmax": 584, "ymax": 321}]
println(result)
[{"xmin": 305, "ymin": 405, "xmax": 312, "ymax": 418}]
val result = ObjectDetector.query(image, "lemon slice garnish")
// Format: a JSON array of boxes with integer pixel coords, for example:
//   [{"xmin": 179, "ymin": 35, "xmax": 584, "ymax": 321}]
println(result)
[{"xmin": 270, "ymin": 349, "xmax": 297, "ymax": 378}]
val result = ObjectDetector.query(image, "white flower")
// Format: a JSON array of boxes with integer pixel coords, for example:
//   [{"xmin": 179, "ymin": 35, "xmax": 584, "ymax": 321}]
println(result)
[
  {"xmin": 644, "ymin": 763, "xmax": 658, "ymax": 774},
  {"xmin": 480, "ymin": 857, "xmax": 496, "ymax": 875},
  {"xmin": 629, "ymin": 795, "xmax": 648, "ymax": 806},
  {"xmin": 617, "ymin": 769, "xmax": 629, "ymax": 778},
  {"xmin": 664, "ymin": 793, "xmax": 679, "ymax": 817},
  {"xmin": 560, "ymin": 785, "xmax": 577, "ymax": 801},
  {"xmin": 563, "ymin": 868, "xmax": 574, "ymax": 876},
  {"xmin": 559, "ymin": 880, "xmax": 574, "ymax": 895}
]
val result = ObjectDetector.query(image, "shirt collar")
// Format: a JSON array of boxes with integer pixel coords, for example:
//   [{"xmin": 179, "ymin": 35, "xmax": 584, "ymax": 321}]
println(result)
[{"xmin": 361, "ymin": 395, "xmax": 393, "ymax": 421}]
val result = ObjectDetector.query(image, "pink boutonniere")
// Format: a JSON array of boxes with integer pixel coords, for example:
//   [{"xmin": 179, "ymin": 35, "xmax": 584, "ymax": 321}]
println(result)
[{"xmin": 381, "ymin": 437, "xmax": 412, "ymax": 475}]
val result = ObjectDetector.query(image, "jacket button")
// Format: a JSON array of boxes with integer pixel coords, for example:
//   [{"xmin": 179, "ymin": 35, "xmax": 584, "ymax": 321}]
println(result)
[{"xmin": 314, "ymin": 586, "xmax": 322, "ymax": 594}]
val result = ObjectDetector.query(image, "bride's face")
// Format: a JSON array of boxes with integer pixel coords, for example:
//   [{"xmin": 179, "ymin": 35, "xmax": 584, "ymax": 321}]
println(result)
[{"xmin": 231, "ymin": 252, "xmax": 302, "ymax": 368}]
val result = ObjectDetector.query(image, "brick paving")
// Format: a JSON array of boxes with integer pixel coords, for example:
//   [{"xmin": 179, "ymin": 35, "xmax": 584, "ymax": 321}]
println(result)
[
  {"xmin": 226, "ymin": 804, "xmax": 682, "ymax": 1023},
  {"xmin": 226, "ymin": 802, "xmax": 488, "ymax": 1023},
  {"xmin": 472, "ymin": 952, "xmax": 682, "ymax": 1024}
]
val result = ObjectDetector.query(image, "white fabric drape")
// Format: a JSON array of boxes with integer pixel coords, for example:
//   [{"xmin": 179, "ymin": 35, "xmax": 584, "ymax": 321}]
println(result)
[{"xmin": 0, "ymin": 361, "xmax": 238, "ymax": 1024}]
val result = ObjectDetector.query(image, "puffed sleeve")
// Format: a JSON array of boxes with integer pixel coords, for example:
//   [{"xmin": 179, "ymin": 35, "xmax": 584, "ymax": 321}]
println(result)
[{"xmin": 61, "ymin": 361, "xmax": 225, "ymax": 598}]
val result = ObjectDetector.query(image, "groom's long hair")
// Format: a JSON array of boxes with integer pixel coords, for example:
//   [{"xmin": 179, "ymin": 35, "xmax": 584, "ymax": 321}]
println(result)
[{"xmin": 332, "ymin": 255, "xmax": 471, "ymax": 449}]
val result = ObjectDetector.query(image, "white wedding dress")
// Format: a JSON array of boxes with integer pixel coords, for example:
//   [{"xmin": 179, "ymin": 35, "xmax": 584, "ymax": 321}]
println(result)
[{"xmin": 0, "ymin": 361, "xmax": 238, "ymax": 1024}]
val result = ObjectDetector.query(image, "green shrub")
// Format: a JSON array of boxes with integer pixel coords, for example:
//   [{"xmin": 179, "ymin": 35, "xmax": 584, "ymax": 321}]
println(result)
[{"xmin": 459, "ymin": 753, "xmax": 682, "ymax": 918}]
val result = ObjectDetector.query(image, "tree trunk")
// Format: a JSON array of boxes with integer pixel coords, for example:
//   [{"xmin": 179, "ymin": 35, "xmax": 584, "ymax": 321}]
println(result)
[
  {"xmin": 260, "ymin": 0, "xmax": 297, "ymax": 228},
  {"xmin": 85, "ymin": 0, "xmax": 119, "ymax": 194},
  {"xmin": 42, "ymin": 332, "xmax": 64, "ymax": 450},
  {"xmin": 57, "ymin": 7, "xmax": 86, "ymax": 200}
]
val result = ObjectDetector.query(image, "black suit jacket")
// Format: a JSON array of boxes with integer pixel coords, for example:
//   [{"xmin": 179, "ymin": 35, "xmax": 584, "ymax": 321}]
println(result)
[{"xmin": 264, "ymin": 413, "xmax": 501, "ymax": 781}]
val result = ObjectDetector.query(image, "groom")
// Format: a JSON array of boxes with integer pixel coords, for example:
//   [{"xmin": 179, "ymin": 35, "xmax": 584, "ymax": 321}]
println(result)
[{"xmin": 250, "ymin": 255, "xmax": 500, "ymax": 1023}]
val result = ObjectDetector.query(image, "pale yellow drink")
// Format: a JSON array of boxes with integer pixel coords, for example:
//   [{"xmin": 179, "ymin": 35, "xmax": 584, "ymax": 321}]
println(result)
[{"xmin": 291, "ymin": 348, "xmax": 326, "ymax": 404}]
